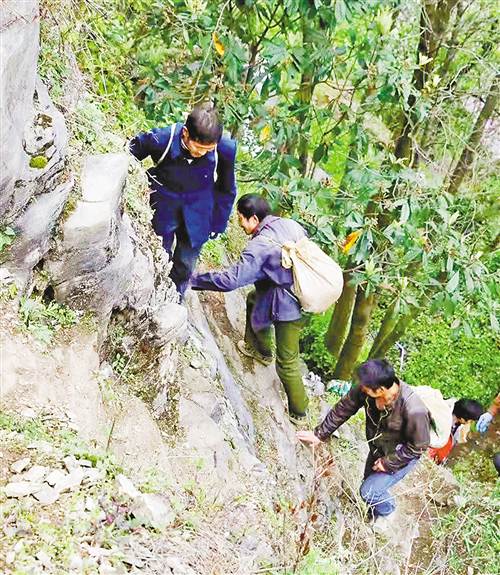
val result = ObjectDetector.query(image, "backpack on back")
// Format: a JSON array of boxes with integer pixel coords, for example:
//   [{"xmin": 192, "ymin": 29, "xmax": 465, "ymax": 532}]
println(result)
[
  {"xmin": 280, "ymin": 237, "xmax": 344, "ymax": 313},
  {"xmin": 413, "ymin": 385, "xmax": 453, "ymax": 449}
]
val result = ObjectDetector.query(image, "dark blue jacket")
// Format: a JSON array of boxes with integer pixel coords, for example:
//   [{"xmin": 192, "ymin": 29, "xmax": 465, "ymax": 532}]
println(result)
[
  {"xmin": 129, "ymin": 123, "xmax": 237, "ymax": 248},
  {"xmin": 191, "ymin": 216, "xmax": 306, "ymax": 331}
]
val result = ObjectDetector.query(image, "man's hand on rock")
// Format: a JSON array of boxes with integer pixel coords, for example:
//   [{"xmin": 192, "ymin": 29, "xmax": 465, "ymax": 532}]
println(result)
[
  {"xmin": 296, "ymin": 430, "xmax": 322, "ymax": 447},
  {"xmin": 372, "ymin": 458, "xmax": 387, "ymax": 472}
]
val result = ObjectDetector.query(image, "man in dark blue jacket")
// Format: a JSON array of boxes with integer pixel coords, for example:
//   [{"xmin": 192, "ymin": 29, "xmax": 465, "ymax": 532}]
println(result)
[{"xmin": 129, "ymin": 103, "xmax": 237, "ymax": 297}]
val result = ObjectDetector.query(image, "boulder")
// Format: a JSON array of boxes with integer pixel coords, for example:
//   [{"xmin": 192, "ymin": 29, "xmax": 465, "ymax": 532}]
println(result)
[
  {"xmin": 33, "ymin": 485, "xmax": 60, "ymax": 505},
  {"xmin": 46, "ymin": 153, "xmax": 156, "ymax": 317},
  {"xmin": 53, "ymin": 467, "xmax": 85, "ymax": 493},
  {"xmin": 10, "ymin": 457, "xmax": 31, "ymax": 474},
  {"xmin": 0, "ymin": 0, "xmax": 39, "ymax": 218},
  {"xmin": 6, "ymin": 175, "xmax": 71, "ymax": 282},
  {"xmin": 4, "ymin": 481, "xmax": 43, "ymax": 498},
  {"xmin": 148, "ymin": 302, "xmax": 188, "ymax": 346},
  {"xmin": 116, "ymin": 474, "xmax": 140, "ymax": 499},
  {"xmin": 45, "ymin": 469, "xmax": 67, "ymax": 486},
  {"xmin": 131, "ymin": 493, "xmax": 174, "ymax": 530},
  {"xmin": 18, "ymin": 465, "xmax": 49, "ymax": 482}
]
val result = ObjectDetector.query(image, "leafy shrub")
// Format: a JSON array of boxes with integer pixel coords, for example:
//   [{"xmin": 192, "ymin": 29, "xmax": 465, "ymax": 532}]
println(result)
[
  {"xmin": 0, "ymin": 226, "xmax": 16, "ymax": 252},
  {"xmin": 300, "ymin": 310, "xmax": 338, "ymax": 380},
  {"xmin": 19, "ymin": 297, "xmax": 78, "ymax": 344},
  {"xmin": 398, "ymin": 315, "xmax": 499, "ymax": 406}
]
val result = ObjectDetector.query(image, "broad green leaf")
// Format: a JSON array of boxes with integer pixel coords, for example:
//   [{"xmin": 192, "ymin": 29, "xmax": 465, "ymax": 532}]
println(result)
[
  {"xmin": 446, "ymin": 271, "xmax": 460, "ymax": 293},
  {"xmin": 464, "ymin": 269, "xmax": 475, "ymax": 292},
  {"xmin": 400, "ymin": 200, "xmax": 410, "ymax": 224}
]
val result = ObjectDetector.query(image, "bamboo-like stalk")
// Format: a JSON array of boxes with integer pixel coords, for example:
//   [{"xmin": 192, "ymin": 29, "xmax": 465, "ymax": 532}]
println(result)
[
  {"xmin": 324, "ymin": 271, "xmax": 357, "ymax": 359},
  {"xmin": 333, "ymin": 287, "xmax": 377, "ymax": 381},
  {"xmin": 371, "ymin": 307, "xmax": 418, "ymax": 360},
  {"xmin": 368, "ymin": 298, "xmax": 400, "ymax": 359}
]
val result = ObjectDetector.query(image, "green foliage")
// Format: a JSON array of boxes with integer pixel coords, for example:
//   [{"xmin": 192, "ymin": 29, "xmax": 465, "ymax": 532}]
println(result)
[
  {"xmin": 18, "ymin": 296, "xmax": 78, "ymax": 344},
  {"xmin": 29, "ymin": 155, "xmax": 48, "ymax": 169},
  {"xmin": 301, "ymin": 304, "xmax": 498, "ymax": 406},
  {"xmin": 300, "ymin": 310, "xmax": 338, "ymax": 379},
  {"xmin": 398, "ymin": 314, "xmax": 499, "ymax": 406},
  {"xmin": 200, "ymin": 238, "xmax": 225, "ymax": 267},
  {"xmin": 452, "ymin": 449, "xmax": 499, "ymax": 486},
  {"xmin": 0, "ymin": 226, "xmax": 16, "ymax": 252},
  {"xmin": 0, "ymin": 412, "xmax": 51, "ymax": 442},
  {"xmin": 292, "ymin": 549, "xmax": 339, "ymax": 575}
]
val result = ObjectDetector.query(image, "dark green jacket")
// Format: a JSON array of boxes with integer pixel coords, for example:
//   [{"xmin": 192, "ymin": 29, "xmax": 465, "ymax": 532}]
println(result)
[{"xmin": 314, "ymin": 382, "xmax": 431, "ymax": 473}]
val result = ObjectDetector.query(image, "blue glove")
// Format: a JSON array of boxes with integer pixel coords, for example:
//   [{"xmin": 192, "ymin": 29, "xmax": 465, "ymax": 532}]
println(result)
[
  {"xmin": 209, "ymin": 232, "xmax": 220, "ymax": 240},
  {"xmin": 477, "ymin": 412, "xmax": 493, "ymax": 433}
]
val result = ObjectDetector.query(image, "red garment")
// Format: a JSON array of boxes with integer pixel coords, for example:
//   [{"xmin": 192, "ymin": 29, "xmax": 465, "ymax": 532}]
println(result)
[{"xmin": 428, "ymin": 434, "xmax": 453, "ymax": 464}]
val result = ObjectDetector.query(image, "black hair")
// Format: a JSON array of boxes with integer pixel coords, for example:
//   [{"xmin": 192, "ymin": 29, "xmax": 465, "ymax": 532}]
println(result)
[
  {"xmin": 237, "ymin": 194, "xmax": 271, "ymax": 222},
  {"xmin": 356, "ymin": 359, "xmax": 397, "ymax": 390},
  {"xmin": 453, "ymin": 399, "xmax": 484, "ymax": 421},
  {"xmin": 185, "ymin": 102, "xmax": 223, "ymax": 144}
]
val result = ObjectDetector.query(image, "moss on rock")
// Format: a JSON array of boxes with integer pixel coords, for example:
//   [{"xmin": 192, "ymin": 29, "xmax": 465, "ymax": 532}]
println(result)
[{"xmin": 29, "ymin": 155, "xmax": 48, "ymax": 169}]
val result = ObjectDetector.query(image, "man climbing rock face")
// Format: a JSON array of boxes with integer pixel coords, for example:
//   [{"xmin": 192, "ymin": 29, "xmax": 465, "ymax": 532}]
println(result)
[
  {"xmin": 190, "ymin": 193, "xmax": 309, "ymax": 421},
  {"xmin": 129, "ymin": 103, "xmax": 237, "ymax": 298},
  {"xmin": 297, "ymin": 359, "xmax": 431, "ymax": 534}
]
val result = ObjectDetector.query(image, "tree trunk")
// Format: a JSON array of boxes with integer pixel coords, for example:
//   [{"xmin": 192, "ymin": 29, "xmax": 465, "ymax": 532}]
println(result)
[
  {"xmin": 324, "ymin": 271, "xmax": 356, "ymax": 359},
  {"xmin": 394, "ymin": 0, "xmax": 458, "ymax": 165},
  {"xmin": 371, "ymin": 307, "xmax": 418, "ymax": 359},
  {"xmin": 333, "ymin": 288, "xmax": 377, "ymax": 381},
  {"xmin": 294, "ymin": 12, "xmax": 317, "ymax": 175},
  {"xmin": 369, "ymin": 299, "xmax": 400, "ymax": 359},
  {"xmin": 447, "ymin": 73, "xmax": 499, "ymax": 194}
]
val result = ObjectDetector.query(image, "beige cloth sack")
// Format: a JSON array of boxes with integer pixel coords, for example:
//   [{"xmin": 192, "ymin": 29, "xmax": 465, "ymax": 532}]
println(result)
[
  {"xmin": 413, "ymin": 386, "xmax": 454, "ymax": 448},
  {"xmin": 281, "ymin": 237, "xmax": 344, "ymax": 313}
]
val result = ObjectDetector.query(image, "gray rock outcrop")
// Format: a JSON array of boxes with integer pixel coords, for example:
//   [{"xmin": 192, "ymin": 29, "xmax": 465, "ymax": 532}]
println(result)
[
  {"xmin": 1, "ymin": 2, "xmax": 70, "ymax": 285},
  {"xmin": 0, "ymin": 0, "xmax": 40, "ymax": 216},
  {"xmin": 45, "ymin": 153, "xmax": 153, "ymax": 316}
]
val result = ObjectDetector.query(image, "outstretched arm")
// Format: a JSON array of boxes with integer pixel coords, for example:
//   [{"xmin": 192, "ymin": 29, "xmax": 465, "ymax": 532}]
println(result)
[
  {"xmin": 191, "ymin": 247, "xmax": 266, "ymax": 292},
  {"xmin": 297, "ymin": 386, "xmax": 364, "ymax": 447},
  {"xmin": 129, "ymin": 128, "xmax": 165, "ymax": 162},
  {"xmin": 314, "ymin": 385, "xmax": 364, "ymax": 441}
]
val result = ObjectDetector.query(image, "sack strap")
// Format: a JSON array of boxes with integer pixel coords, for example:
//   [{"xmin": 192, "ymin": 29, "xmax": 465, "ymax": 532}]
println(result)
[
  {"xmin": 213, "ymin": 146, "xmax": 218, "ymax": 183},
  {"xmin": 155, "ymin": 123, "xmax": 177, "ymax": 167},
  {"xmin": 156, "ymin": 123, "xmax": 219, "ymax": 184},
  {"xmin": 259, "ymin": 235, "xmax": 301, "ymax": 306}
]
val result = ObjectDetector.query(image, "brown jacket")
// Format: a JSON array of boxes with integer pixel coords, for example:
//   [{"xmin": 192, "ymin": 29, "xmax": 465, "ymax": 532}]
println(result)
[
  {"xmin": 314, "ymin": 382, "xmax": 431, "ymax": 473},
  {"xmin": 488, "ymin": 393, "xmax": 500, "ymax": 417}
]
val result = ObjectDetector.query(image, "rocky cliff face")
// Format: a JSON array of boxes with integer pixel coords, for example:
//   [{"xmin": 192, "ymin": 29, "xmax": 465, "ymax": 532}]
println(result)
[
  {"xmin": 1, "ymin": 1, "xmax": 70, "ymax": 284},
  {"xmin": 0, "ymin": 2, "xmax": 183, "ymax": 333}
]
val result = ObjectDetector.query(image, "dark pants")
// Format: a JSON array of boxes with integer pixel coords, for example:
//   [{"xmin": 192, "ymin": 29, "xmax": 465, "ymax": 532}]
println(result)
[
  {"xmin": 245, "ymin": 290, "xmax": 309, "ymax": 417},
  {"xmin": 150, "ymin": 193, "xmax": 202, "ymax": 297},
  {"xmin": 161, "ymin": 224, "xmax": 202, "ymax": 297},
  {"xmin": 360, "ymin": 453, "xmax": 418, "ymax": 517}
]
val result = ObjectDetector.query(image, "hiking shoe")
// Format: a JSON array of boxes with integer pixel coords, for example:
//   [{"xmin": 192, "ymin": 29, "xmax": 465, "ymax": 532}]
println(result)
[
  {"xmin": 289, "ymin": 413, "xmax": 308, "ymax": 427},
  {"xmin": 372, "ymin": 513, "xmax": 396, "ymax": 535},
  {"xmin": 236, "ymin": 340, "xmax": 273, "ymax": 366}
]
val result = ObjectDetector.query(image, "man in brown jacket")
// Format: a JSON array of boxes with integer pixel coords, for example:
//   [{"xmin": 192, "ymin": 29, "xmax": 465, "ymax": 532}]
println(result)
[{"xmin": 297, "ymin": 359, "xmax": 431, "ymax": 531}]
